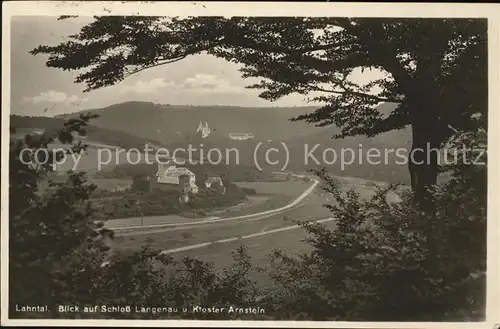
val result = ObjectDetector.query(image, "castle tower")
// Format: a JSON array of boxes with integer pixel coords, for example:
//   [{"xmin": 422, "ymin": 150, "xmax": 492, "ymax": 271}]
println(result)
[
  {"xmin": 196, "ymin": 121, "xmax": 211, "ymax": 139},
  {"xmin": 196, "ymin": 121, "xmax": 203, "ymax": 134}
]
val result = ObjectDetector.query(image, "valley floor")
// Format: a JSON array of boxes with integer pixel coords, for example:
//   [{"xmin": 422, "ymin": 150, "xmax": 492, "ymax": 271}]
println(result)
[{"xmin": 108, "ymin": 174, "xmax": 397, "ymax": 285}]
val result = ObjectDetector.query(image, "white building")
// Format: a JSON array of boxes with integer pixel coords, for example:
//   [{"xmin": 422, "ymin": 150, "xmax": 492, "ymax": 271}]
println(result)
[
  {"xmin": 155, "ymin": 163, "xmax": 198, "ymax": 194},
  {"xmin": 229, "ymin": 132, "xmax": 254, "ymax": 140}
]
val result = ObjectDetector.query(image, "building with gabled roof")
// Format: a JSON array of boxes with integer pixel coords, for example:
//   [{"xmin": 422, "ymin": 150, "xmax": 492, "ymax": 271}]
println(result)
[{"xmin": 155, "ymin": 163, "xmax": 198, "ymax": 194}]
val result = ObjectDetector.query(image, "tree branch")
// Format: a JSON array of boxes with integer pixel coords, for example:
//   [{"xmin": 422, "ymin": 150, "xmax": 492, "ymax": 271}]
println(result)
[
  {"xmin": 304, "ymin": 83, "xmax": 402, "ymax": 103},
  {"xmin": 124, "ymin": 56, "xmax": 187, "ymax": 78},
  {"xmin": 125, "ymin": 41, "xmax": 224, "ymax": 79}
]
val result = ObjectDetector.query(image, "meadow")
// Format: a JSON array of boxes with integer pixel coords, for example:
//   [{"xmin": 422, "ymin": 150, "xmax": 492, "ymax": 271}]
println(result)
[
  {"xmin": 112, "ymin": 202, "xmax": 328, "ymax": 252},
  {"xmin": 111, "ymin": 179, "xmax": 327, "ymax": 246},
  {"xmin": 171, "ymin": 219, "xmax": 339, "ymax": 271},
  {"xmin": 110, "ymin": 173, "xmax": 401, "ymax": 287}
]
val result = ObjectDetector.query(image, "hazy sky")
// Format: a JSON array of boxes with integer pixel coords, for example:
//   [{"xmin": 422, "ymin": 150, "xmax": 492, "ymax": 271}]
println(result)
[{"xmin": 10, "ymin": 16, "xmax": 383, "ymax": 117}]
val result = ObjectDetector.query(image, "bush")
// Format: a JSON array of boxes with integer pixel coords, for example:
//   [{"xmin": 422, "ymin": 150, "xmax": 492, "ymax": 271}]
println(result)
[{"xmin": 260, "ymin": 150, "xmax": 486, "ymax": 321}]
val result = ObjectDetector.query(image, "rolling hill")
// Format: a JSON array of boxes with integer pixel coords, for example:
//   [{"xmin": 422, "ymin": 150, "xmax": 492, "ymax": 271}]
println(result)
[
  {"xmin": 55, "ymin": 101, "xmax": 328, "ymax": 144},
  {"xmin": 10, "ymin": 115, "xmax": 165, "ymax": 150},
  {"xmin": 42, "ymin": 101, "xmax": 413, "ymax": 183}
]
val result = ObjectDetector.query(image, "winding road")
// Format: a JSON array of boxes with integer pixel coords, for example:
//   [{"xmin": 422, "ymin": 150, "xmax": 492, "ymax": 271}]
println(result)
[
  {"xmin": 103, "ymin": 173, "xmax": 397, "ymax": 262},
  {"xmin": 101, "ymin": 175, "xmax": 327, "ymax": 266},
  {"xmin": 106, "ymin": 177, "xmax": 320, "ymax": 231}
]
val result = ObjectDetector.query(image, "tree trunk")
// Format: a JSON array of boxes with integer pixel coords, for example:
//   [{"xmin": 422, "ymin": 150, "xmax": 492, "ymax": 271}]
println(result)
[
  {"xmin": 409, "ymin": 117, "xmax": 439, "ymax": 260},
  {"xmin": 408, "ymin": 121, "xmax": 439, "ymax": 210},
  {"xmin": 405, "ymin": 69, "xmax": 447, "ymax": 270},
  {"xmin": 408, "ymin": 90, "xmax": 442, "ymax": 272},
  {"xmin": 407, "ymin": 75, "xmax": 442, "ymax": 210}
]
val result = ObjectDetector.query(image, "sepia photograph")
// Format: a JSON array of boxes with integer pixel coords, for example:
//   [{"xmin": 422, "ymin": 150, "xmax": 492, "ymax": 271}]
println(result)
[{"xmin": 1, "ymin": 2, "xmax": 499, "ymax": 328}]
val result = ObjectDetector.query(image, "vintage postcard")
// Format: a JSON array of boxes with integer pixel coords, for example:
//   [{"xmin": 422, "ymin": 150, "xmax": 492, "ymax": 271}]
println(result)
[{"xmin": 1, "ymin": 1, "xmax": 499, "ymax": 328}]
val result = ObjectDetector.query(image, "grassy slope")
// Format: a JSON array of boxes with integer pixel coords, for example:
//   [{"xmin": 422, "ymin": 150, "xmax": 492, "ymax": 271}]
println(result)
[
  {"xmin": 10, "ymin": 115, "xmax": 163, "ymax": 150},
  {"xmin": 54, "ymin": 101, "xmax": 413, "ymax": 184},
  {"xmin": 55, "ymin": 101, "xmax": 323, "ymax": 143}
]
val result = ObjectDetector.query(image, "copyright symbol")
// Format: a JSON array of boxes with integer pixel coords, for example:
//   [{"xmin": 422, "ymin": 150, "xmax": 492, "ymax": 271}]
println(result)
[{"xmin": 253, "ymin": 141, "xmax": 289, "ymax": 171}]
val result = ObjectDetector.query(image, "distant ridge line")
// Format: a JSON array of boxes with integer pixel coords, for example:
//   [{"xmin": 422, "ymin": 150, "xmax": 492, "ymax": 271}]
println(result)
[{"xmin": 54, "ymin": 101, "xmax": 320, "ymax": 118}]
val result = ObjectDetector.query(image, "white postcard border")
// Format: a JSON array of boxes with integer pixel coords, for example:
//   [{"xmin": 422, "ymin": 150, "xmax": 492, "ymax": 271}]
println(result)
[{"xmin": 2, "ymin": 2, "xmax": 499, "ymax": 328}]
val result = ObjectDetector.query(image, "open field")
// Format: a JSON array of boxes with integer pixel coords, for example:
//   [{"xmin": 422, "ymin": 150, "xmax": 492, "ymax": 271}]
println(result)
[
  {"xmin": 106, "ymin": 172, "xmax": 404, "ymax": 289},
  {"xmin": 172, "ymin": 220, "xmax": 340, "ymax": 286},
  {"xmin": 48, "ymin": 143, "xmax": 128, "ymax": 172},
  {"xmin": 110, "ymin": 172, "xmax": 399, "ymax": 251},
  {"xmin": 49, "ymin": 142, "xmax": 179, "ymax": 173},
  {"xmin": 206, "ymin": 180, "xmax": 313, "ymax": 217},
  {"xmin": 234, "ymin": 180, "xmax": 311, "ymax": 196},
  {"xmin": 112, "ymin": 201, "xmax": 329, "ymax": 251},
  {"xmin": 170, "ymin": 219, "xmax": 339, "ymax": 269},
  {"xmin": 209, "ymin": 195, "xmax": 270, "ymax": 215},
  {"xmin": 202, "ymin": 195, "xmax": 289, "ymax": 219},
  {"xmin": 103, "ymin": 214, "xmax": 205, "ymax": 228},
  {"xmin": 112, "ymin": 188, "xmax": 329, "ymax": 255}
]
